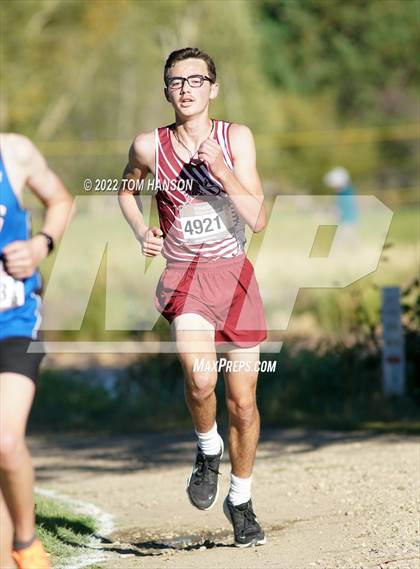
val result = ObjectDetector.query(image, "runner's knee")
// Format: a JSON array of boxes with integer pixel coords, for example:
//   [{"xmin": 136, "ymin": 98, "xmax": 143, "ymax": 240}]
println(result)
[
  {"xmin": 186, "ymin": 372, "xmax": 217, "ymax": 403},
  {"xmin": 0, "ymin": 430, "xmax": 26, "ymax": 471},
  {"xmin": 226, "ymin": 396, "xmax": 257, "ymax": 426}
]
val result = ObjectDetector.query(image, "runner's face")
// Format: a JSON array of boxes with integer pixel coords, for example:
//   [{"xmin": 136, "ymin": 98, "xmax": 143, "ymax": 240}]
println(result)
[{"xmin": 165, "ymin": 58, "xmax": 218, "ymax": 117}]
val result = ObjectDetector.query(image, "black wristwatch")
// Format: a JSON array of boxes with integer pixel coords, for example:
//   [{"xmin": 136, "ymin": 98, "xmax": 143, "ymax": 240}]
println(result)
[{"xmin": 37, "ymin": 231, "xmax": 55, "ymax": 255}]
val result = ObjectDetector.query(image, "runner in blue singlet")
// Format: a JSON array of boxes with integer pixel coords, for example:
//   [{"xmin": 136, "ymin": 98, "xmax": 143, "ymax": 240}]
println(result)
[{"xmin": 0, "ymin": 133, "xmax": 73, "ymax": 569}]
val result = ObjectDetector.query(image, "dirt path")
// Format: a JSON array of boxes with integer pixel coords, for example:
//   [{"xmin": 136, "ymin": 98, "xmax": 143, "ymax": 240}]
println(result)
[{"xmin": 29, "ymin": 429, "xmax": 419, "ymax": 569}]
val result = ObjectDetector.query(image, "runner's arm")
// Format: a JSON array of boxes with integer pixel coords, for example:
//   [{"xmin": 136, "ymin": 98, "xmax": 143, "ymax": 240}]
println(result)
[
  {"xmin": 198, "ymin": 124, "xmax": 266, "ymax": 232},
  {"xmin": 118, "ymin": 134, "xmax": 151, "ymax": 240},
  {"xmin": 2, "ymin": 136, "xmax": 74, "ymax": 278},
  {"xmin": 25, "ymin": 138, "xmax": 74, "ymax": 243},
  {"xmin": 118, "ymin": 133, "xmax": 163, "ymax": 256},
  {"xmin": 222, "ymin": 124, "xmax": 266, "ymax": 232}
]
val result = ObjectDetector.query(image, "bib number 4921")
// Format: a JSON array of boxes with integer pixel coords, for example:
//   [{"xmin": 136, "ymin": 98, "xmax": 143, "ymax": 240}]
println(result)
[
  {"xmin": 179, "ymin": 199, "xmax": 235, "ymax": 245},
  {"xmin": 183, "ymin": 215, "xmax": 222, "ymax": 237}
]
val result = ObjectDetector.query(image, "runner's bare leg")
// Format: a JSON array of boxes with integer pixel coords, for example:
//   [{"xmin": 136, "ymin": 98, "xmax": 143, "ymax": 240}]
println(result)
[
  {"xmin": 223, "ymin": 346, "xmax": 261, "ymax": 478},
  {"xmin": 0, "ymin": 373, "xmax": 36, "ymax": 546},
  {"xmin": 0, "ymin": 489, "xmax": 15, "ymax": 568},
  {"xmin": 172, "ymin": 313, "xmax": 218, "ymax": 432}
]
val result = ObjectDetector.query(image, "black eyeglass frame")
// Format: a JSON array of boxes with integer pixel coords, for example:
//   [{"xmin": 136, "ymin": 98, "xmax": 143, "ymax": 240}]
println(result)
[{"xmin": 165, "ymin": 74, "xmax": 214, "ymax": 90}]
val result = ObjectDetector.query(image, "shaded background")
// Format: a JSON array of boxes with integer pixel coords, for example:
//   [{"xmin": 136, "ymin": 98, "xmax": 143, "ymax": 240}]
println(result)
[{"xmin": 1, "ymin": 0, "xmax": 419, "ymax": 431}]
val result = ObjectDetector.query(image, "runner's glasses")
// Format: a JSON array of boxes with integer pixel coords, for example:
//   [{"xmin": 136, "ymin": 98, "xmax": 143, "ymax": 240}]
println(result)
[{"xmin": 166, "ymin": 75, "xmax": 213, "ymax": 90}]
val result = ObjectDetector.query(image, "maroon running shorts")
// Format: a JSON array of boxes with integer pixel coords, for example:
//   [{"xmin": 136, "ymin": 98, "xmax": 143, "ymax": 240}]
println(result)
[{"xmin": 155, "ymin": 254, "xmax": 267, "ymax": 348}]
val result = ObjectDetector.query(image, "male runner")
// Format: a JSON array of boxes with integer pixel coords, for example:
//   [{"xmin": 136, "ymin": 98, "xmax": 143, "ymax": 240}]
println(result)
[
  {"xmin": 119, "ymin": 47, "xmax": 267, "ymax": 547},
  {"xmin": 0, "ymin": 133, "xmax": 73, "ymax": 568}
]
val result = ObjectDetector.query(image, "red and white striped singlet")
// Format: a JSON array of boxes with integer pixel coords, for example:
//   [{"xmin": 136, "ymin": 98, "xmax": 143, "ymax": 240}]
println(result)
[{"xmin": 154, "ymin": 119, "xmax": 246, "ymax": 263}]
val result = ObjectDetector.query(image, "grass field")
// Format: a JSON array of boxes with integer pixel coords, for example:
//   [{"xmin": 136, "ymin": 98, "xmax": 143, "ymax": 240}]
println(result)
[{"xmin": 35, "ymin": 492, "xmax": 98, "ymax": 568}]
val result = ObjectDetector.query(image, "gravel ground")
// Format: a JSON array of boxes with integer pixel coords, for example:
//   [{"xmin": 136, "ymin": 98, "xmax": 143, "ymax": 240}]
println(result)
[{"xmin": 29, "ymin": 429, "xmax": 420, "ymax": 569}]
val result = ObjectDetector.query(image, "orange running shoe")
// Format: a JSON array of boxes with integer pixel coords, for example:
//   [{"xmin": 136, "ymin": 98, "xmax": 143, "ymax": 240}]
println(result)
[{"xmin": 12, "ymin": 538, "xmax": 51, "ymax": 569}]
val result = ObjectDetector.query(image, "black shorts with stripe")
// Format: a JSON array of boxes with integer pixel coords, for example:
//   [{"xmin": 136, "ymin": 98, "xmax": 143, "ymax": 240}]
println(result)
[{"xmin": 0, "ymin": 336, "xmax": 45, "ymax": 383}]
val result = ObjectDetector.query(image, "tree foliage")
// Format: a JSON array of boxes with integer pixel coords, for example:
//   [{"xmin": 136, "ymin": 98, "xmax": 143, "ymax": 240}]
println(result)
[{"xmin": 1, "ymin": 0, "xmax": 418, "ymax": 191}]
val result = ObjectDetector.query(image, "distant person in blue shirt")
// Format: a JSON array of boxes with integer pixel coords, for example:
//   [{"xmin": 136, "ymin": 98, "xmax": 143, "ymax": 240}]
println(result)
[{"xmin": 324, "ymin": 166, "xmax": 359, "ymax": 242}]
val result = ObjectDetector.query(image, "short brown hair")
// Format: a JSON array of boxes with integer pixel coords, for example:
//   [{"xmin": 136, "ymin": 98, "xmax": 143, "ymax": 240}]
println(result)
[{"xmin": 164, "ymin": 47, "xmax": 216, "ymax": 85}]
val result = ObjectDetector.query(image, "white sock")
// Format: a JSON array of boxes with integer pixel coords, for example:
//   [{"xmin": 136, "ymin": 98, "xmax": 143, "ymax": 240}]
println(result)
[
  {"xmin": 195, "ymin": 422, "xmax": 222, "ymax": 456},
  {"xmin": 228, "ymin": 472, "xmax": 252, "ymax": 506}
]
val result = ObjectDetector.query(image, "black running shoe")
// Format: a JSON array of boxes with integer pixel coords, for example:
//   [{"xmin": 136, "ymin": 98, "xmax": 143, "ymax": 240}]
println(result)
[
  {"xmin": 223, "ymin": 497, "xmax": 266, "ymax": 547},
  {"xmin": 186, "ymin": 436, "xmax": 224, "ymax": 511}
]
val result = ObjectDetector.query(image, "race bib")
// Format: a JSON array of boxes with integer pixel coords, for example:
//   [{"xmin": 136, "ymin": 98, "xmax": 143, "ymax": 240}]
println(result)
[
  {"xmin": 0, "ymin": 262, "xmax": 25, "ymax": 312},
  {"xmin": 179, "ymin": 199, "xmax": 236, "ymax": 245}
]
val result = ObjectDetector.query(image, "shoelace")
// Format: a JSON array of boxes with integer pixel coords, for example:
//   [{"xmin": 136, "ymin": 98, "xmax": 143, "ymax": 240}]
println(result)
[
  {"xmin": 242, "ymin": 506, "xmax": 258, "ymax": 531},
  {"xmin": 236, "ymin": 508, "xmax": 257, "ymax": 534},
  {"xmin": 194, "ymin": 453, "xmax": 220, "ymax": 484}
]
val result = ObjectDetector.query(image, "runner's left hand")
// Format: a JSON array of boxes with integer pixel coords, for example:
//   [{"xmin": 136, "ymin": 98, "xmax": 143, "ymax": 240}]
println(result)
[
  {"xmin": 2, "ymin": 236, "xmax": 48, "ymax": 279},
  {"xmin": 197, "ymin": 139, "xmax": 229, "ymax": 181}
]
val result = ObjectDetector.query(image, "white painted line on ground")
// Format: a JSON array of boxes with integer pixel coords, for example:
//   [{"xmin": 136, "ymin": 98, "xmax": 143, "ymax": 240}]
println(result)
[{"xmin": 35, "ymin": 487, "xmax": 115, "ymax": 569}]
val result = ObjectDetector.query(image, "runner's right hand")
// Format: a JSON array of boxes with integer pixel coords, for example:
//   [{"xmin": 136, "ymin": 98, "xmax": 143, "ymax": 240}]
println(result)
[{"xmin": 139, "ymin": 226, "xmax": 163, "ymax": 257}]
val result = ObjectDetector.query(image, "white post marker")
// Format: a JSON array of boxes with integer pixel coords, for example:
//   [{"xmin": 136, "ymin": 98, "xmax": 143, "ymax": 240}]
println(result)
[{"xmin": 381, "ymin": 286, "xmax": 406, "ymax": 396}]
